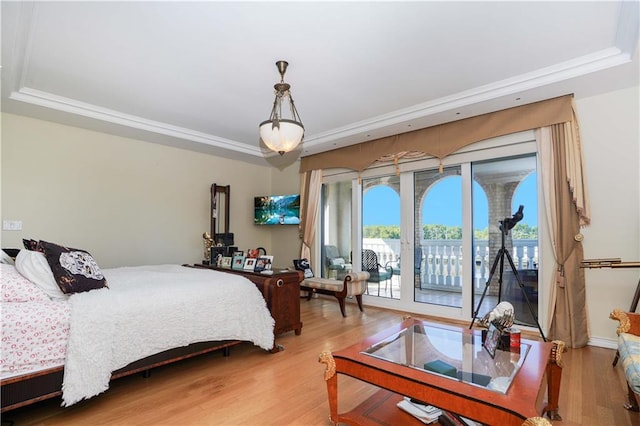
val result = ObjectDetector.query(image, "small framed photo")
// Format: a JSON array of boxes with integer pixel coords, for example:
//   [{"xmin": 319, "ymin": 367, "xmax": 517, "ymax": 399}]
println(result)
[
  {"xmin": 232, "ymin": 255, "xmax": 245, "ymax": 270},
  {"xmin": 254, "ymin": 255, "xmax": 273, "ymax": 272},
  {"xmin": 243, "ymin": 257, "xmax": 257, "ymax": 271},
  {"xmin": 220, "ymin": 256, "xmax": 232, "ymax": 269},
  {"xmin": 483, "ymin": 322, "xmax": 501, "ymax": 359}
]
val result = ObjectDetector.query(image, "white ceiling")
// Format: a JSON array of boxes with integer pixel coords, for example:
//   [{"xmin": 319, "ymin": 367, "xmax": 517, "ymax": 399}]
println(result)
[{"xmin": 2, "ymin": 1, "xmax": 638, "ymax": 168}]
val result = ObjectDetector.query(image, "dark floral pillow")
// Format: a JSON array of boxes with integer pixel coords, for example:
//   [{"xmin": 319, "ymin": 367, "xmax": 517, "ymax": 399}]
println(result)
[
  {"xmin": 39, "ymin": 240, "xmax": 108, "ymax": 294},
  {"xmin": 293, "ymin": 258, "xmax": 314, "ymax": 279},
  {"xmin": 22, "ymin": 239, "xmax": 43, "ymax": 252}
]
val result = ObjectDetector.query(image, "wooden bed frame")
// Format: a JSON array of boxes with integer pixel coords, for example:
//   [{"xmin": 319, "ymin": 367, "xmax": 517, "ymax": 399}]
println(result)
[{"xmin": 1, "ymin": 339, "xmax": 241, "ymax": 413}]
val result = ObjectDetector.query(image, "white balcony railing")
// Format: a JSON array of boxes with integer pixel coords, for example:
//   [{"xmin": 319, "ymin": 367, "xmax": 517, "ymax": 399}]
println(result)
[{"xmin": 362, "ymin": 238, "xmax": 539, "ymax": 293}]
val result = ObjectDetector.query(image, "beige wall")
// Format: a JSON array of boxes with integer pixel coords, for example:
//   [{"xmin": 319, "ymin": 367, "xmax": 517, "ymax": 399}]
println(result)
[
  {"xmin": 576, "ymin": 86, "xmax": 640, "ymax": 344},
  {"xmin": 268, "ymin": 162, "xmax": 304, "ymax": 266},
  {"xmin": 0, "ymin": 113, "xmax": 301, "ymax": 268}
]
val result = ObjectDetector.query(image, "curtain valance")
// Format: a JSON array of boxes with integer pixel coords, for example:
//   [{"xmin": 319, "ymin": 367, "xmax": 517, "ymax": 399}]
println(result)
[{"xmin": 300, "ymin": 94, "xmax": 574, "ymax": 173}]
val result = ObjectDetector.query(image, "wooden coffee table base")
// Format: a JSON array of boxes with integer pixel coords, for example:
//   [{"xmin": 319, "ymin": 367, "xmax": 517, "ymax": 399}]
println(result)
[{"xmin": 318, "ymin": 320, "xmax": 563, "ymax": 426}]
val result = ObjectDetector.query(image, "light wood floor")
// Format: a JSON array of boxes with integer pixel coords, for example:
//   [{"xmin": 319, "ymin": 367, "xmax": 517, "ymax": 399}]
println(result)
[{"xmin": 3, "ymin": 297, "xmax": 638, "ymax": 426}]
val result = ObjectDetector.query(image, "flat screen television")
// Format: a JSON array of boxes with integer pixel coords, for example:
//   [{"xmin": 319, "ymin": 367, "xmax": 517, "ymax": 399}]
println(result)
[{"xmin": 254, "ymin": 194, "xmax": 301, "ymax": 225}]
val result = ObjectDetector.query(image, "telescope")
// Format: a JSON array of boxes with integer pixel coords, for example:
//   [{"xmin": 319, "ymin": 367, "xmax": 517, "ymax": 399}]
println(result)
[{"xmin": 499, "ymin": 205, "xmax": 524, "ymax": 234}]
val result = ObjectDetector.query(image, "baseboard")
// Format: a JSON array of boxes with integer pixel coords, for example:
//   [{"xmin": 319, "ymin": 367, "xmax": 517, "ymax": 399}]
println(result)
[{"xmin": 588, "ymin": 336, "xmax": 617, "ymax": 349}]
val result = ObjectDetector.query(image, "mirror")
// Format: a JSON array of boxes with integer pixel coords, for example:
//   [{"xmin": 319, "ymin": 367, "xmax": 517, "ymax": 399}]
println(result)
[{"xmin": 211, "ymin": 183, "xmax": 231, "ymax": 242}]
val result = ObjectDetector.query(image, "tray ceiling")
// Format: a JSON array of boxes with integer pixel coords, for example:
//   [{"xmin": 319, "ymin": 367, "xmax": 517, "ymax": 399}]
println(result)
[{"xmin": 1, "ymin": 1, "xmax": 638, "ymax": 167}]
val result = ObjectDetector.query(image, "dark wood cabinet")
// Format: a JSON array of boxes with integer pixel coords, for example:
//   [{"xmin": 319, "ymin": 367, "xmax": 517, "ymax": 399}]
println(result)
[{"xmin": 194, "ymin": 265, "xmax": 303, "ymax": 347}]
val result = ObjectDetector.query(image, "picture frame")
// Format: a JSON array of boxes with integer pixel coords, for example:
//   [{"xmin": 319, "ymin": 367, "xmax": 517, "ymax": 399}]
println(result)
[
  {"xmin": 254, "ymin": 255, "xmax": 273, "ymax": 272},
  {"xmin": 483, "ymin": 322, "xmax": 501, "ymax": 359},
  {"xmin": 243, "ymin": 257, "xmax": 257, "ymax": 271},
  {"xmin": 232, "ymin": 255, "xmax": 245, "ymax": 270},
  {"xmin": 220, "ymin": 256, "xmax": 232, "ymax": 269},
  {"xmin": 211, "ymin": 247, "xmax": 225, "ymax": 266}
]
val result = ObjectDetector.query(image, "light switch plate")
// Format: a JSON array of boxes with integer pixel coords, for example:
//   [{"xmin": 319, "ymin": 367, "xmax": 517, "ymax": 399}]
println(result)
[{"xmin": 2, "ymin": 220, "xmax": 22, "ymax": 231}]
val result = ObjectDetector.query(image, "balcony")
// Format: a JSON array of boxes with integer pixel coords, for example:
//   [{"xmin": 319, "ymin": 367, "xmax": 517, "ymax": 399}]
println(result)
[{"xmin": 361, "ymin": 238, "xmax": 539, "ymax": 325}]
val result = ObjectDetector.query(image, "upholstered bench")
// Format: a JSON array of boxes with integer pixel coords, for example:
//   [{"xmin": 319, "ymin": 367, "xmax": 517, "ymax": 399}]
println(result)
[
  {"xmin": 301, "ymin": 272, "xmax": 370, "ymax": 317},
  {"xmin": 609, "ymin": 308, "xmax": 640, "ymax": 411}
]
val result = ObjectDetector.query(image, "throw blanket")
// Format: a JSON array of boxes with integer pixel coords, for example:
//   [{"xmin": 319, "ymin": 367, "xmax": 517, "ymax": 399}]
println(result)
[{"xmin": 62, "ymin": 265, "xmax": 274, "ymax": 406}]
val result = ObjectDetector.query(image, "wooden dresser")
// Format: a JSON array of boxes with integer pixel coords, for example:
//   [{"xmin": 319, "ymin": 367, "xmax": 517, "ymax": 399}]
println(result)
[{"xmin": 193, "ymin": 265, "xmax": 303, "ymax": 345}]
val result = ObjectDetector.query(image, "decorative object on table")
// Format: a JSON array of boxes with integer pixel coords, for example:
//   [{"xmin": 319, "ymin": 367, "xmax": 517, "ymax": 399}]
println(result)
[
  {"xmin": 482, "ymin": 322, "xmax": 502, "ymax": 358},
  {"xmin": 221, "ymin": 246, "xmax": 238, "ymax": 257},
  {"xmin": 258, "ymin": 60, "xmax": 304, "ymax": 156},
  {"xmin": 202, "ymin": 232, "xmax": 214, "ymax": 264},
  {"xmin": 478, "ymin": 301, "xmax": 515, "ymax": 332},
  {"xmin": 247, "ymin": 247, "xmax": 267, "ymax": 258},
  {"xmin": 210, "ymin": 246, "xmax": 225, "ymax": 266},
  {"xmin": 243, "ymin": 257, "xmax": 257, "ymax": 271},
  {"xmin": 254, "ymin": 255, "xmax": 273, "ymax": 272},
  {"xmin": 232, "ymin": 254, "xmax": 245, "ymax": 270},
  {"xmin": 220, "ymin": 256, "xmax": 232, "ymax": 269},
  {"xmin": 293, "ymin": 258, "xmax": 314, "ymax": 278},
  {"xmin": 215, "ymin": 233, "xmax": 234, "ymax": 247}
]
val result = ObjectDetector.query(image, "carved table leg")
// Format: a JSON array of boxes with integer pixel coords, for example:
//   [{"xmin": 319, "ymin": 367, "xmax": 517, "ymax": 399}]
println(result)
[
  {"xmin": 543, "ymin": 340, "xmax": 564, "ymax": 420},
  {"xmin": 319, "ymin": 351, "xmax": 338, "ymax": 425}
]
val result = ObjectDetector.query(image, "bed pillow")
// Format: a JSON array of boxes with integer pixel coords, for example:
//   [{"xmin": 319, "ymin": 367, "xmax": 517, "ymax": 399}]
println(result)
[
  {"xmin": 1, "ymin": 263, "xmax": 49, "ymax": 302},
  {"xmin": 14, "ymin": 249, "xmax": 66, "ymax": 299},
  {"xmin": 22, "ymin": 238, "xmax": 42, "ymax": 251},
  {"xmin": 39, "ymin": 240, "xmax": 108, "ymax": 294},
  {"xmin": 1, "ymin": 250, "xmax": 15, "ymax": 265}
]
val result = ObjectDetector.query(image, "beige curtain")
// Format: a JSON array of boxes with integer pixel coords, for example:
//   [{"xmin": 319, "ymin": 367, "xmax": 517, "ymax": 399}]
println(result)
[
  {"xmin": 536, "ymin": 101, "xmax": 590, "ymax": 348},
  {"xmin": 299, "ymin": 169, "xmax": 322, "ymax": 260}
]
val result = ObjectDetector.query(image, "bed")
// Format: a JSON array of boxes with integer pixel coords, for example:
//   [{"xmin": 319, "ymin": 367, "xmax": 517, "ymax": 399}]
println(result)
[{"xmin": 1, "ymin": 244, "xmax": 275, "ymax": 412}]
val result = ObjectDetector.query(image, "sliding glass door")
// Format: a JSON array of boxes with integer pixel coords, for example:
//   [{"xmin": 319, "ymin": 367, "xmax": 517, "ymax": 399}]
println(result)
[
  {"xmin": 471, "ymin": 156, "xmax": 539, "ymax": 326},
  {"xmin": 361, "ymin": 175, "xmax": 401, "ymax": 299},
  {"xmin": 319, "ymin": 133, "xmax": 540, "ymax": 324},
  {"xmin": 414, "ymin": 166, "xmax": 463, "ymax": 308}
]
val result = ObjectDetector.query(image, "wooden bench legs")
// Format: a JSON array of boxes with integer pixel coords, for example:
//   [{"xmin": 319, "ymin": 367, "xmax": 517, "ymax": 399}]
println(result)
[
  {"xmin": 305, "ymin": 288, "xmax": 363, "ymax": 317},
  {"xmin": 336, "ymin": 294, "xmax": 364, "ymax": 317},
  {"xmin": 302, "ymin": 272, "xmax": 370, "ymax": 318}
]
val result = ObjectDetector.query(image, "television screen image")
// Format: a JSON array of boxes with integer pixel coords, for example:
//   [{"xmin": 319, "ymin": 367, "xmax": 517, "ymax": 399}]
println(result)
[{"xmin": 254, "ymin": 194, "xmax": 301, "ymax": 225}]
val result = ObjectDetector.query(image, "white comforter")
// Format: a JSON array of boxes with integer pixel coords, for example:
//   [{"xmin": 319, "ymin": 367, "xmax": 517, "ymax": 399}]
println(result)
[{"xmin": 61, "ymin": 265, "xmax": 274, "ymax": 407}]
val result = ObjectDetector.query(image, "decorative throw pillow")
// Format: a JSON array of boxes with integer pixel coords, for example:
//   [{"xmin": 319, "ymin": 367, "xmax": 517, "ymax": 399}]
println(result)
[
  {"xmin": 15, "ymin": 249, "xmax": 66, "ymax": 299},
  {"xmin": 329, "ymin": 258, "xmax": 345, "ymax": 266},
  {"xmin": 39, "ymin": 240, "xmax": 108, "ymax": 294},
  {"xmin": 293, "ymin": 258, "xmax": 314, "ymax": 279},
  {"xmin": 22, "ymin": 238, "xmax": 42, "ymax": 252},
  {"xmin": 1, "ymin": 263, "xmax": 49, "ymax": 302}
]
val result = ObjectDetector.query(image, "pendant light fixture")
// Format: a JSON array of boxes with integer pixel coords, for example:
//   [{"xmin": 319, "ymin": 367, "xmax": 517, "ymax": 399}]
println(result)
[{"xmin": 259, "ymin": 60, "xmax": 304, "ymax": 155}]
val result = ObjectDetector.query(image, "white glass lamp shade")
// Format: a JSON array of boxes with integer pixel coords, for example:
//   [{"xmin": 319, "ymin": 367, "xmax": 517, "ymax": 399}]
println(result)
[{"xmin": 259, "ymin": 119, "xmax": 304, "ymax": 155}]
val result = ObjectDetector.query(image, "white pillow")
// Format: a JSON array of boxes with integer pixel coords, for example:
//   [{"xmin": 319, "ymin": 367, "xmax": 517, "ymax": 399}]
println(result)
[
  {"xmin": 15, "ymin": 249, "xmax": 67, "ymax": 300},
  {"xmin": 0, "ymin": 250, "xmax": 15, "ymax": 265}
]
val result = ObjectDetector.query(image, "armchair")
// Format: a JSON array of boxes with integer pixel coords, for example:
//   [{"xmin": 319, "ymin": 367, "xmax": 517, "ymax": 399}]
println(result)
[
  {"xmin": 609, "ymin": 308, "xmax": 640, "ymax": 411},
  {"xmin": 362, "ymin": 249, "xmax": 394, "ymax": 297},
  {"xmin": 325, "ymin": 245, "xmax": 350, "ymax": 280}
]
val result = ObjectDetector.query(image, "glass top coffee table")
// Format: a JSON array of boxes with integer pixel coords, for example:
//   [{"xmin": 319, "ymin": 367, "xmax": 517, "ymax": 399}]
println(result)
[{"xmin": 319, "ymin": 317, "xmax": 563, "ymax": 425}]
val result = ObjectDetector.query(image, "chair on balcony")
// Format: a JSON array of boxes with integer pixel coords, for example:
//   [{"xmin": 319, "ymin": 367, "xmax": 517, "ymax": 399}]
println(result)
[
  {"xmin": 362, "ymin": 249, "xmax": 394, "ymax": 297},
  {"xmin": 415, "ymin": 247, "xmax": 424, "ymax": 289},
  {"xmin": 325, "ymin": 245, "xmax": 350, "ymax": 280}
]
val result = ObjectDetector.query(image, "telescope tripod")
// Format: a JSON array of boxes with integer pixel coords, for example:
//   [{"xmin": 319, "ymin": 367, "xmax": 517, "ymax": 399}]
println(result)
[{"xmin": 469, "ymin": 220, "xmax": 547, "ymax": 341}]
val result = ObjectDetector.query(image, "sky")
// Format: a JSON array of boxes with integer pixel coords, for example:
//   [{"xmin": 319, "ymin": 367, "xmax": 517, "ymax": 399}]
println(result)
[{"xmin": 363, "ymin": 173, "xmax": 538, "ymax": 229}]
